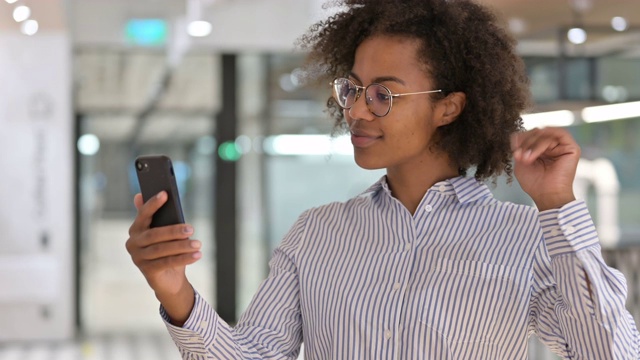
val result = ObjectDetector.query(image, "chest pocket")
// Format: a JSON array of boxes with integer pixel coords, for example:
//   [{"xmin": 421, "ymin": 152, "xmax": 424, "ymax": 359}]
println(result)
[{"xmin": 419, "ymin": 258, "xmax": 528, "ymax": 344}]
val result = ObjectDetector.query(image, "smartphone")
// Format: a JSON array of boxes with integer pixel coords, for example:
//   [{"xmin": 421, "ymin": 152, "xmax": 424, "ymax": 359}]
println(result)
[{"xmin": 134, "ymin": 155, "xmax": 185, "ymax": 228}]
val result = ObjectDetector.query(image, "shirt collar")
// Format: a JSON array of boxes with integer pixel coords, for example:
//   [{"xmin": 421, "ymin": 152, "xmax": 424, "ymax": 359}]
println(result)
[{"xmin": 359, "ymin": 175, "xmax": 493, "ymax": 204}]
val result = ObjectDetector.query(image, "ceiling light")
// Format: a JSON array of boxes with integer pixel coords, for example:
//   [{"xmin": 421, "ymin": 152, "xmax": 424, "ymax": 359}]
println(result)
[
  {"xmin": 611, "ymin": 17, "xmax": 628, "ymax": 32},
  {"xmin": 187, "ymin": 20, "xmax": 212, "ymax": 37},
  {"xmin": 521, "ymin": 110, "xmax": 575, "ymax": 130},
  {"xmin": 5, "ymin": 0, "xmax": 19, "ymax": 4},
  {"xmin": 20, "ymin": 19, "xmax": 38, "ymax": 35},
  {"xmin": 77, "ymin": 134, "xmax": 100, "ymax": 156},
  {"xmin": 582, "ymin": 101, "xmax": 640, "ymax": 123},
  {"xmin": 567, "ymin": 27, "xmax": 587, "ymax": 44},
  {"xmin": 13, "ymin": 5, "xmax": 30, "ymax": 22}
]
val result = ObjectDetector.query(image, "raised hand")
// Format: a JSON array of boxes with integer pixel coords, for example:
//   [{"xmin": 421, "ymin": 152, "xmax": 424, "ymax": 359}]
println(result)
[
  {"xmin": 125, "ymin": 191, "xmax": 201, "ymax": 325},
  {"xmin": 511, "ymin": 127, "xmax": 580, "ymax": 211}
]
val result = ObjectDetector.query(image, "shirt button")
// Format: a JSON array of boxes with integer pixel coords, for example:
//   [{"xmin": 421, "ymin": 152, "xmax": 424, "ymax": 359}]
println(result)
[
  {"xmin": 439, "ymin": 185, "xmax": 446, "ymax": 192},
  {"xmin": 405, "ymin": 243, "xmax": 411, "ymax": 251},
  {"xmin": 549, "ymin": 228, "xmax": 559, "ymax": 236},
  {"xmin": 424, "ymin": 205, "xmax": 433, "ymax": 212},
  {"xmin": 393, "ymin": 282, "xmax": 401, "ymax": 290},
  {"xmin": 200, "ymin": 320, "xmax": 208, "ymax": 329},
  {"xmin": 384, "ymin": 329, "xmax": 392, "ymax": 340},
  {"xmin": 565, "ymin": 225, "xmax": 576, "ymax": 234}
]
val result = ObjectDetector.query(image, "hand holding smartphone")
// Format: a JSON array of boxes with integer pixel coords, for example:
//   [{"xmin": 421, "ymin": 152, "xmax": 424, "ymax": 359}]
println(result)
[
  {"xmin": 128, "ymin": 155, "xmax": 199, "ymax": 325},
  {"xmin": 135, "ymin": 155, "xmax": 185, "ymax": 227}
]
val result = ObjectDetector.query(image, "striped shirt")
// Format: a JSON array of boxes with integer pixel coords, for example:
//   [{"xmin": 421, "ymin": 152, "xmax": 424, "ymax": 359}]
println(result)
[{"xmin": 162, "ymin": 175, "xmax": 639, "ymax": 359}]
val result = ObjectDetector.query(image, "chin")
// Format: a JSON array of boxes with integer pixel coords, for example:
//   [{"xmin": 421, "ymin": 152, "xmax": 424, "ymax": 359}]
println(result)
[{"xmin": 353, "ymin": 153, "xmax": 386, "ymax": 170}]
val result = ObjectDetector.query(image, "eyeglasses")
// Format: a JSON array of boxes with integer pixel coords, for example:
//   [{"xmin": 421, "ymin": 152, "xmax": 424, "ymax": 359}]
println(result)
[{"xmin": 331, "ymin": 77, "xmax": 443, "ymax": 117}]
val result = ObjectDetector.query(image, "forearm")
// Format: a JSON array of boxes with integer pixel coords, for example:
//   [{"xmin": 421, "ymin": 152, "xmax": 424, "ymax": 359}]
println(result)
[
  {"xmin": 161, "ymin": 282, "xmax": 303, "ymax": 360},
  {"xmin": 535, "ymin": 201, "xmax": 640, "ymax": 357},
  {"xmin": 548, "ymin": 248, "xmax": 638, "ymax": 358},
  {"xmin": 160, "ymin": 214, "xmax": 307, "ymax": 359},
  {"xmin": 156, "ymin": 281, "xmax": 195, "ymax": 327}
]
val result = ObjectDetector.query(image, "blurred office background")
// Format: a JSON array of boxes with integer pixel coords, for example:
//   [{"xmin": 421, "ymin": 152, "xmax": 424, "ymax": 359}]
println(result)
[{"xmin": 0, "ymin": 0, "xmax": 639, "ymax": 359}]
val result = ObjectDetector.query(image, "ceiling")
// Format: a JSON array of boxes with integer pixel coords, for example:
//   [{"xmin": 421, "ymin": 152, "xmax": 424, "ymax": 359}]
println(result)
[
  {"xmin": 484, "ymin": 0, "xmax": 640, "ymax": 57},
  {"xmin": 484, "ymin": 0, "xmax": 640, "ymax": 36},
  {"xmin": 2, "ymin": 0, "xmax": 638, "ymax": 50}
]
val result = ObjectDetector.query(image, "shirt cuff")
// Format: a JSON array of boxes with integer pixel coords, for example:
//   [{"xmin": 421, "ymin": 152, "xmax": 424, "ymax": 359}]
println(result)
[
  {"xmin": 538, "ymin": 200, "xmax": 600, "ymax": 258},
  {"xmin": 160, "ymin": 289, "xmax": 219, "ymax": 356}
]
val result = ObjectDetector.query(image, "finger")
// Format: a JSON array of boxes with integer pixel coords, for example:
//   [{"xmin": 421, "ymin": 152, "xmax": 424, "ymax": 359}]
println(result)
[
  {"xmin": 129, "ymin": 191, "xmax": 168, "ymax": 234},
  {"xmin": 518, "ymin": 137, "xmax": 561, "ymax": 164},
  {"xmin": 512, "ymin": 129, "xmax": 543, "ymax": 161},
  {"xmin": 134, "ymin": 193, "xmax": 143, "ymax": 210},
  {"xmin": 513, "ymin": 128, "xmax": 570, "ymax": 162},
  {"xmin": 137, "ymin": 224, "xmax": 195, "ymax": 248},
  {"xmin": 510, "ymin": 129, "xmax": 528, "ymax": 151},
  {"xmin": 139, "ymin": 252, "xmax": 202, "ymax": 271},
  {"xmin": 517, "ymin": 133, "xmax": 579, "ymax": 165},
  {"xmin": 138, "ymin": 191, "xmax": 168, "ymax": 218},
  {"xmin": 139, "ymin": 239, "xmax": 202, "ymax": 261}
]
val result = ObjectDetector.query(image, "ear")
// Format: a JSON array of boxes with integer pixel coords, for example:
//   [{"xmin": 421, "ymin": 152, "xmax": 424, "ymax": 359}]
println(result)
[{"xmin": 436, "ymin": 92, "xmax": 466, "ymax": 126}]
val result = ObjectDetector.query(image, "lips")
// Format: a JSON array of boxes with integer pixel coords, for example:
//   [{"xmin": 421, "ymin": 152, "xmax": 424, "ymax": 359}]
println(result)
[{"xmin": 350, "ymin": 129, "xmax": 382, "ymax": 148}]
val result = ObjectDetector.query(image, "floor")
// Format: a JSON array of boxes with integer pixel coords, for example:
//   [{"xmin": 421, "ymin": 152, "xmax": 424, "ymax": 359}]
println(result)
[{"xmin": 0, "ymin": 333, "xmax": 180, "ymax": 360}]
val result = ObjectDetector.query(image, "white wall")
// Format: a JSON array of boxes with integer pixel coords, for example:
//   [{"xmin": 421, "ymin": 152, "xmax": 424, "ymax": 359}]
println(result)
[{"xmin": 0, "ymin": 32, "xmax": 74, "ymax": 341}]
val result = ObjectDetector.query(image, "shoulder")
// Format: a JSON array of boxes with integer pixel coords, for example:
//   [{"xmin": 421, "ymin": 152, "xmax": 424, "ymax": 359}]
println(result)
[
  {"xmin": 301, "ymin": 176, "xmax": 384, "ymax": 221},
  {"xmin": 304, "ymin": 190, "xmax": 378, "ymax": 222},
  {"xmin": 481, "ymin": 197, "xmax": 541, "ymax": 224},
  {"xmin": 278, "ymin": 183, "xmax": 381, "ymax": 259},
  {"xmin": 455, "ymin": 181, "xmax": 543, "ymax": 244}
]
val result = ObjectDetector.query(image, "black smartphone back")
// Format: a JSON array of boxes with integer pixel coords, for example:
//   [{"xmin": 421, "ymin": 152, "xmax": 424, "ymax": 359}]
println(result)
[{"xmin": 135, "ymin": 155, "xmax": 185, "ymax": 228}]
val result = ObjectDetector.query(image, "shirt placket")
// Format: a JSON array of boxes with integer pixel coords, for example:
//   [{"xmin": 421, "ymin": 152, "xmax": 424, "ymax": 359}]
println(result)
[{"xmin": 386, "ymin": 200, "xmax": 422, "ymax": 360}]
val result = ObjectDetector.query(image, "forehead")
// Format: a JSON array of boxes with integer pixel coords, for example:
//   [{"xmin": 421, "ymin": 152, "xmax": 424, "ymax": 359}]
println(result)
[{"xmin": 352, "ymin": 35, "xmax": 429, "ymax": 83}]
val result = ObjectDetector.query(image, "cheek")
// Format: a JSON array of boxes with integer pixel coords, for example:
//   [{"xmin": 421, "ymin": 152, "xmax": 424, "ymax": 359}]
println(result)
[{"xmin": 385, "ymin": 118, "xmax": 435, "ymax": 149}]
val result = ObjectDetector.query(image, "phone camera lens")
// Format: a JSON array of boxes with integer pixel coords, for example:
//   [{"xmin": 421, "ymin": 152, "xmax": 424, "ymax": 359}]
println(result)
[{"xmin": 136, "ymin": 161, "xmax": 143, "ymax": 171}]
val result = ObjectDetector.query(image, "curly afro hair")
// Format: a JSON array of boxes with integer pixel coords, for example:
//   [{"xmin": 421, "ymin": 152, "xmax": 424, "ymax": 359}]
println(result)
[{"xmin": 298, "ymin": 0, "xmax": 531, "ymax": 181}]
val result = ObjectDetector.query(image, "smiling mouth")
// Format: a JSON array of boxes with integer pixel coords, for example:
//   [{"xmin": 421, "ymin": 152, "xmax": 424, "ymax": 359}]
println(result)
[{"xmin": 350, "ymin": 133, "xmax": 382, "ymax": 148}]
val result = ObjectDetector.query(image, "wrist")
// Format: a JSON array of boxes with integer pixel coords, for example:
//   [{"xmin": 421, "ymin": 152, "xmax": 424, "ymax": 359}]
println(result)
[
  {"xmin": 156, "ymin": 281, "xmax": 195, "ymax": 327},
  {"xmin": 533, "ymin": 193, "xmax": 576, "ymax": 211}
]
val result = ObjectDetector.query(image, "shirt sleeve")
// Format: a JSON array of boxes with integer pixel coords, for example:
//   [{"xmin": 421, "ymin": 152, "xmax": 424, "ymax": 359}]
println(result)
[
  {"xmin": 529, "ymin": 200, "xmax": 640, "ymax": 359},
  {"xmin": 160, "ymin": 211, "xmax": 309, "ymax": 360}
]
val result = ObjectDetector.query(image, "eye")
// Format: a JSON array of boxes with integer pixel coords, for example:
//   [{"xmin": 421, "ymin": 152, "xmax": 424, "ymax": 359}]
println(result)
[
  {"xmin": 370, "ymin": 85, "xmax": 391, "ymax": 103},
  {"xmin": 376, "ymin": 91, "xmax": 390, "ymax": 102}
]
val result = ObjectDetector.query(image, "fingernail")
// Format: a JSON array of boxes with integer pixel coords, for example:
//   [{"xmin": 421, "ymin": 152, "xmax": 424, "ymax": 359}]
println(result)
[
  {"xmin": 190, "ymin": 240, "xmax": 201, "ymax": 249},
  {"xmin": 192, "ymin": 252, "xmax": 202, "ymax": 259},
  {"xmin": 156, "ymin": 191, "xmax": 165, "ymax": 199},
  {"xmin": 183, "ymin": 226, "xmax": 193, "ymax": 234},
  {"xmin": 524, "ymin": 150, "xmax": 532, "ymax": 159}
]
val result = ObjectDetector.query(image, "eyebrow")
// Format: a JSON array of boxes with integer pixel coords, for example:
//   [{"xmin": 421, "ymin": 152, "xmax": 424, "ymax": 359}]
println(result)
[{"xmin": 349, "ymin": 72, "xmax": 406, "ymax": 86}]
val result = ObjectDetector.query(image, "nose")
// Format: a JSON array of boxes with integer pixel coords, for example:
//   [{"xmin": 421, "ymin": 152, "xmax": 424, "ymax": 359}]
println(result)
[{"xmin": 347, "ymin": 89, "xmax": 375, "ymax": 121}]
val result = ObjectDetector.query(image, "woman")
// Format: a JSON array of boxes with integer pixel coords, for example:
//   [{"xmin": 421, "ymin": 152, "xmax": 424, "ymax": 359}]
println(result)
[{"xmin": 126, "ymin": 0, "xmax": 639, "ymax": 358}]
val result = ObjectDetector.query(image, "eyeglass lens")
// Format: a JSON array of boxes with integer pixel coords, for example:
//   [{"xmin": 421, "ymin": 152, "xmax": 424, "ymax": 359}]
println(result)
[{"xmin": 333, "ymin": 78, "xmax": 391, "ymax": 117}]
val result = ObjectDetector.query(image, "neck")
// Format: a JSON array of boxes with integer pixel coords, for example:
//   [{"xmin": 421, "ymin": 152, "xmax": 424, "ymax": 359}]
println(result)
[{"xmin": 386, "ymin": 156, "xmax": 459, "ymax": 215}]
